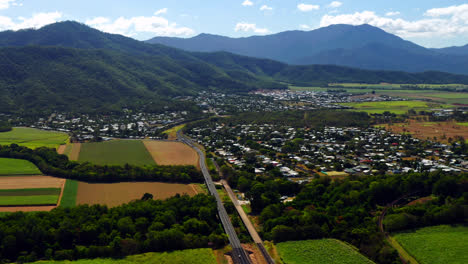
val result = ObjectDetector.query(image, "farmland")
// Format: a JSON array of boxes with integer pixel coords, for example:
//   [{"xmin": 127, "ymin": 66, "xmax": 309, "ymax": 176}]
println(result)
[
  {"xmin": 78, "ymin": 140, "xmax": 155, "ymax": 166},
  {"xmin": 0, "ymin": 127, "xmax": 68, "ymax": 149},
  {"xmin": 0, "ymin": 158, "xmax": 42, "ymax": 175},
  {"xmin": 59, "ymin": 180, "xmax": 78, "ymax": 207},
  {"xmin": 276, "ymin": 239, "xmax": 374, "ymax": 264},
  {"xmin": 143, "ymin": 140, "xmax": 199, "ymax": 167},
  {"xmin": 0, "ymin": 189, "xmax": 60, "ymax": 206},
  {"xmin": 393, "ymin": 225, "xmax": 468, "ymax": 264},
  {"xmin": 32, "ymin": 248, "xmax": 217, "ymax": 264},
  {"xmin": 383, "ymin": 120, "xmax": 468, "ymax": 143},
  {"xmin": 339, "ymin": 101, "xmax": 435, "ymax": 114},
  {"xmin": 76, "ymin": 181, "xmax": 199, "ymax": 207}
]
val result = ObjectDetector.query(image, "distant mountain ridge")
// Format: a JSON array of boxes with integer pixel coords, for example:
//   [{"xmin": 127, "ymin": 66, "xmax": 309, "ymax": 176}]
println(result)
[{"xmin": 147, "ymin": 24, "xmax": 468, "ymax": 75}]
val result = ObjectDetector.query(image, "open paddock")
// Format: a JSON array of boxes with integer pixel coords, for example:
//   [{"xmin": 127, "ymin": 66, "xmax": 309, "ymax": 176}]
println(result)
[
  {"xmin": 0, "ymin": 158, "xmax": 42, "ymax": 175},
  {"xmin": 384, "ymin": 120, "xmax": 468, "ymax": 143},
  {"xmin": 0, "ymin": 176, "xmax": 65, "ymax": 190},
  {"xmin": 76, "ymin": 181, "xmax": 199, "ymax": 207},
  {"xmin": 143, "ymin": 140, "xmax": 199, "ymax": 167},
  {"xmin": 78, "ymin": 140, "xmax": 154, "ymax": 166},
  {"xmin": 0, "ymin": 127, "xmax": 68, "ymax": 149}
]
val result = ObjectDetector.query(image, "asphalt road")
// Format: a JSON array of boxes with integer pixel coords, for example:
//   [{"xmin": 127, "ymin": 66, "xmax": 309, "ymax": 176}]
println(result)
[{"xmin": 177, "ymin": 131, "xmax": 252, "ymax": 264}]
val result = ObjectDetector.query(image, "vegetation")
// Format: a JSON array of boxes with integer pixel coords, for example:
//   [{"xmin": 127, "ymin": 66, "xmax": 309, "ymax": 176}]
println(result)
[
  {"xmin": 0, "ymin": 158, "xmax": 42, "ymax": 175},
  {"xmin": 78, "ymin": 141, "xmax": 155, "ymax": 166},
  {"xmin": 0, "ymin": 144, "xmax": 203, "ymax": 183},
  {"xmin": 31, "ymin": 248, "xmax": 217, "ymax": 264},
  {"xmin": 393, "ymin": 225, "xmax": 468, "ymax": 264},
  {"xmin": 0, "ymin": 188, "xmax": 61, "ymax": 196},
  {"xmin": 0, "ymin": 195, "xmax": 59, "ymax": 206},
  {"xmin": 340, "ymin": 101, "xmax": 434, "ymax": 114},
  {"xmin": 276, "ymin": 239, "xmax": 374, "ymax": 264},
  {"xmin": 60, "ymin": 180, "xmax": 78, "ymax": 207},
  {"xmin": 0, "ymin": 127, "xmax": 68, "ymax": 149},
  {"xmin": 0, "ymin": 121, "xmax": 11, "ymax": 132},
  {"xmin": 0, "ymin": 194, "xmax": 226, "ymax": 263}
]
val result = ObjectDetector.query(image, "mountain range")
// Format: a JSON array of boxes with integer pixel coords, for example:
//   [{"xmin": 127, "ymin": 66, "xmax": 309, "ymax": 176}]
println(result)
[
  {"xmin": 1, "ymin": 21, "xmax": 468, "ymax": 114},
  {"xmin": 148, "ymin": 24, "xmax": 468, "ymax": 75}
]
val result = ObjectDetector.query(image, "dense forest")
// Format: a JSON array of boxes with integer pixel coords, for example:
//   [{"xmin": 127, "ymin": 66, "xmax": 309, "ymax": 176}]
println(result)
[
  {"xmin": 0, "ymin": 194, "xmax": 227, "ymax": 263},
  {"xmin": 0, "ymin": 121, "xmax": 11, "ymax": 132},
  {"xmin": 0, "ymin": 144, "xmax": 202, "ymax": 183},
  {"xmin": 220, "ymin": 162, "xmax": 467, "ymax": 264}
]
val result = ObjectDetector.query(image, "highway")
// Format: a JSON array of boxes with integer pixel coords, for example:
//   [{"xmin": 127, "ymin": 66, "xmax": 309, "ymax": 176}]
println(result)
[{"xmin": 177, "ymin": 131, "xmax": 252, "ymax": 264}]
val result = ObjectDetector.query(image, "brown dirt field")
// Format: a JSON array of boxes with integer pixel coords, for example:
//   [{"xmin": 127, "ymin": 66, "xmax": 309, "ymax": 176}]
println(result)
[
  {"xmin": 385, "ymin": 120, "xmax": 468, "ymax": 143},
  {"xmin": 0, "ymin": 176, "xmax": 65, "ymax": 189},
  {"xmin": 69, "ymin": 143, "xmax": 81, "ymax": 161},
  {"xmin": 407, "ymin": 196, "xmax": 434, "ymax": 206},
  {"xmin": 0, "ymin": 176, "xmax": 65, "ymax": 212},
  {"xmin": 57, "ymin": 145, "xmax": 67, "ymax": 154},
  {"xmin": 243, "ymin": 244, "xmax": 267, "ymax": 264},
  {"xmin": 76, "ymin": 182, "xmax": 198, "ymax": 207},
  {"xmin": 143, "ymin": 140, "xmax": 199, "ymax": 168}
]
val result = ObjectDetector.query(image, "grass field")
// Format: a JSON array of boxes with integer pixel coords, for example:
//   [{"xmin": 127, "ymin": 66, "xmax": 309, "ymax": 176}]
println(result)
[
  {"xmin": 457, "ymin": 122, "xmax": 468, "ymax": 127},
  {"xmin": 76, "ymin": 181, "xmax": 199, "ymax": 207},
  {"xmin": 59, "ymin": 180, "xmax": 78, "ymax": 207},
  {"xmin": 0, "ymin": 158, "xmax": 42, "ymax": 175},
  {"xmin": 340, "ymin": 101, "xmax": 434, "ymax": 114},
  {"xmin": 143, "ymin": 141, "xmax": 198, "ymax": 167},
  {"xmin": 393, "ymin": 225, "xmax": 468, "ymax": 264},
  {"xmin": 78, "ymin": 140, "xmax": 155, "ymax": 166},
  {"xmin": 276, "ymin": 239, "xmax": 374, "ymax": 264},
  {"xmin": 163, "ymin": 124, "xmax": 185, "ymax": 140},
  {"xmin": 0, "ymin": 127, "xmax": 68, "ymax": 149},
  {"xmin": 0, "ymin": 195, "xmax": 59, "ymax": 206},
  {"xmin": 32, "ymin": 248, "xmax": 217, "ymax": 264}
]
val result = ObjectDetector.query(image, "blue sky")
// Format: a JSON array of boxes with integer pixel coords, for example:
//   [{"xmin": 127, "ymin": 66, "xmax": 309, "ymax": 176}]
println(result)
[{"xmin": 1, "ymin": 0, "xmax": 468, "ymax": 48}]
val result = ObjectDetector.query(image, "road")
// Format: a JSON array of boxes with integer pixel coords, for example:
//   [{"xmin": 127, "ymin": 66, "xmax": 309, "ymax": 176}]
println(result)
[
  {"xmin": 177, "ymin": 131, "xmax": 252, "ymax": 264},
  {"xmin": 222, "ymin": 180, "xmax": 276, "ymax": 264}
]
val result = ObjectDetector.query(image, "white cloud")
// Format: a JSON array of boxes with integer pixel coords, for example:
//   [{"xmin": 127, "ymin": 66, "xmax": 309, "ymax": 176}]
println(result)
[
  {"xmin": 0, "ymin": 12, "xmax": 63, "ymax": 31},
  {"xmin": 235, "ymin": 22, "xmax": 269, "ymax": 34},
  {"xmin": 260, "ymin": 5, "xmax": 272, "ymax": 11},
  {"xmin": 320, "ymin": 6, "xmax": 468, "ymax": 38},
  {"xmin": 242, "ymin": 0, "xmax": 253, "ymax": 7},
  {"xmin": 328, "ymin": 1, "xmax": 342, "ymax": 8},
  {"xmin": 154, "ymin": 8, "xmax": 168, "ymax": 16},
  {"xmin": 86, "ymin": 15, "xmax": 195, "ymax": 37},
  {"xmin": 385, "ymin": 11, "xmax": 400, "ymax": 17},
  {"xmin": 300, "ymin": 24, "xmax": 311, "ymax": 30},
  {"xmin": 0, "ymin": 0, "xmax": 16, "ymax": 10},
  {"xmin": 298, "ymin": 3, "xmax": 320, "ymax": 12}
]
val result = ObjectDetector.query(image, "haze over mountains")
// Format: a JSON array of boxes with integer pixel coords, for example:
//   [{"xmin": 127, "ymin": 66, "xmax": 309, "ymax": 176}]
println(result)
[
  {"xmin": 2, "ymin": 21, "xmax": 468, "ymax": 114},
  {"xmin": 148, "ymin": 24, "xmax": 468, "ymax": 75}
]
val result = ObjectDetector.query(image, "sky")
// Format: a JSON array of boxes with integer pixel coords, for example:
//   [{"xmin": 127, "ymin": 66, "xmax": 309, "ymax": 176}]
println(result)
[{"xmin": 0, "ymin": 0, "xmax": 468, "ymax": 48}]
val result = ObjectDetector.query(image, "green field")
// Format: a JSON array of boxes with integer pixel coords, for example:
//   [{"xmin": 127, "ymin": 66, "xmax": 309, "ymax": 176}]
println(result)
[
  {"xmin": 78, "ymin": 140, "xmax": 155, "ymax": 166},
  {"xmin": 457, "ymin": 122, "xmax": 468, "ymax": 127},
  {"xmin": 340, "ymin": 101, "xmax": 434, "ymax": 114},
  {"xmin": 0, "ymin": 188, "xmax": 60, "ymax": 196},
  {"xmin": 276, "ymin": 239, "xmax": 374, "ymax": 264},
  {"xmin": 393, "ymin": 225, "xmax": 468, "ymax": 264},
  {"xmin": 0, "ymin": 195, "xmax": 59, "ymax": 206},
  {"xmin": 31, "ymin": 248, "xmax": 217, "ymax": 264},
  {"xmin": 0, "ymin": 158, "xmax": 42, "ymax": 175},
  {"xmin": 0, "ymin": 127, "xmax": 68, "ymax": 149},
  {"xmin": 59, "ymin": 180, "xmax": 78, "ymax": 207}
]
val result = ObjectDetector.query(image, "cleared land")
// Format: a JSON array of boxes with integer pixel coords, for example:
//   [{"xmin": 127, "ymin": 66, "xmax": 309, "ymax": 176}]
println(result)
[
  {"xmin": 384, "ymin": 120, "xmax": 468, "ymax": 143},
  {"xmin": 393, "ymin": 225, "xmax": 468, "ymax": 264},
  {"xmin": 32, "ymin": 248, "xmax": 217, "ymax": 264},
  {"xmin": 78, "ymin": 140, "xmax": 155, "ymax": 166},
  {"xmin": 76, "ymin": 182, "xmax": 198, "ymax": 207},
  {"xmin": 143, "ymin": 140, "xmax": 199, "ymax": 167},
  {"xmin": 0, "ymin": 127, "xmax": 68, "ymax": 149},
  {"xmin": 163, "ymin": 124, "xmax": 185, "ymax": 140},
  {"xmin": 0, "ymin": 176, "xmax": 65, "ymax": 190},
  {"xmin": 276, "ymin": 239, "xmax": 374, "ymax": 264},
  {"xmin": 0, "ymin": 158, "xmax": 42, "ymax": 175},
  {"xmin": 68, "ymin": 143, "xmax": 81, "ymax": 161},
  {"xmin": 340, "ymin": 101, "xmax": 435, "ymax": 114}
]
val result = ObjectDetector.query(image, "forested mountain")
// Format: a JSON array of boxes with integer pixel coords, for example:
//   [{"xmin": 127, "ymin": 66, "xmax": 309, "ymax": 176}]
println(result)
[
  {"xmin": 434, "ymin": 44, "xmax": 468, "ymax": 55},
  {"xmin": 2, "ymin": 21, "xmax": 468, "ymax": 114},
  {"xmin": 148, "ymin": 24, "xmax": 468, "ymax": 74}
]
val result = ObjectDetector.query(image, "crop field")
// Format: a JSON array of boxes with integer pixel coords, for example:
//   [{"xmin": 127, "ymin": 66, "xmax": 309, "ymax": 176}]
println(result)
[
  {"xmin": 0, "ymin": 158, "xmax": 42, "ymax": 175},
  {"xmin": 32, "ymin": 248, "xmax": 217, "ymax": 264},
  {"xmin": 76, "ymin": 181, "xmax": 199, "ymax": 207},
  {"xmin": 0, "ymin": 127, "xmax": 68, "ymax": 149},
  {"xmin": 383, "ymin": 120, "xmax": 468, "ymax": 143},
  {"xmin": 163, "ymin": 124, "xmax": 185, "ymax": 140},
  {"xmin": 340, "ymin": 100, "xmax": 435, "ymax": 114},
  {"xmin": 59, "ymin": 180, "xmax": 78, "ymax": 207},
  {"xmin": 393, "ymin": 225, "xmax": 468, "ymax": 264},
  {"xmin": 143, "ymin": 140, "xmax": 198, "ymax": 167},
  {"xmin": 78, "ymin": 140, "xmax": 155, "ymax": 166},
  {"xmin": 0, "ymin": 188, "xmax": 60, "ymax": 206},
  {"xmin": 276, "ymin": 239, "xmax": 374, "ymax": 264},
  {"xmin": 457, "ymin": 122, "xmax": 468, "ymax": 127}
]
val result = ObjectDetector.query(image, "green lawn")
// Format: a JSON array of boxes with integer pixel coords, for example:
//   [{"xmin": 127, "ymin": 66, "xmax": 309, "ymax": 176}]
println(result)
[
  {"xmin": 457, "ymin": 122, "xmax": 468, "ymax": 127},
  {"xmin": 0, "ymin": 195, "xmax": 59, "ymax": 206},
  {"xmin": 276, "ymin": 239, "xmax": 374, "ymax": 264},
  {"xmin": 0, "ymin": 127, "xmax": 68, "ymax": 149},
  {"xmin": 393, "ymin": 225, "xmax": 468, "ymax": 264},
  {"xmin": 0, "ymin": 158, "xmax": 42, "ymax": 175},
  {"xmin": 340, "ymin": 101, "xmax": 433, "ymax": 114},
  {"xmin": 59, "ymin": 180, "xmax": 78, "ymax": 207},
  {"xmin": 31, "ymin": 248, "xmax": 217, "ymax": 264},
  {"xmin": 0, "ymin": 188, "xmax": 60, "ymax": 196},
  {"xmin": 78, "ymin": 140, "xmax": 155, "ymax": 166}
]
